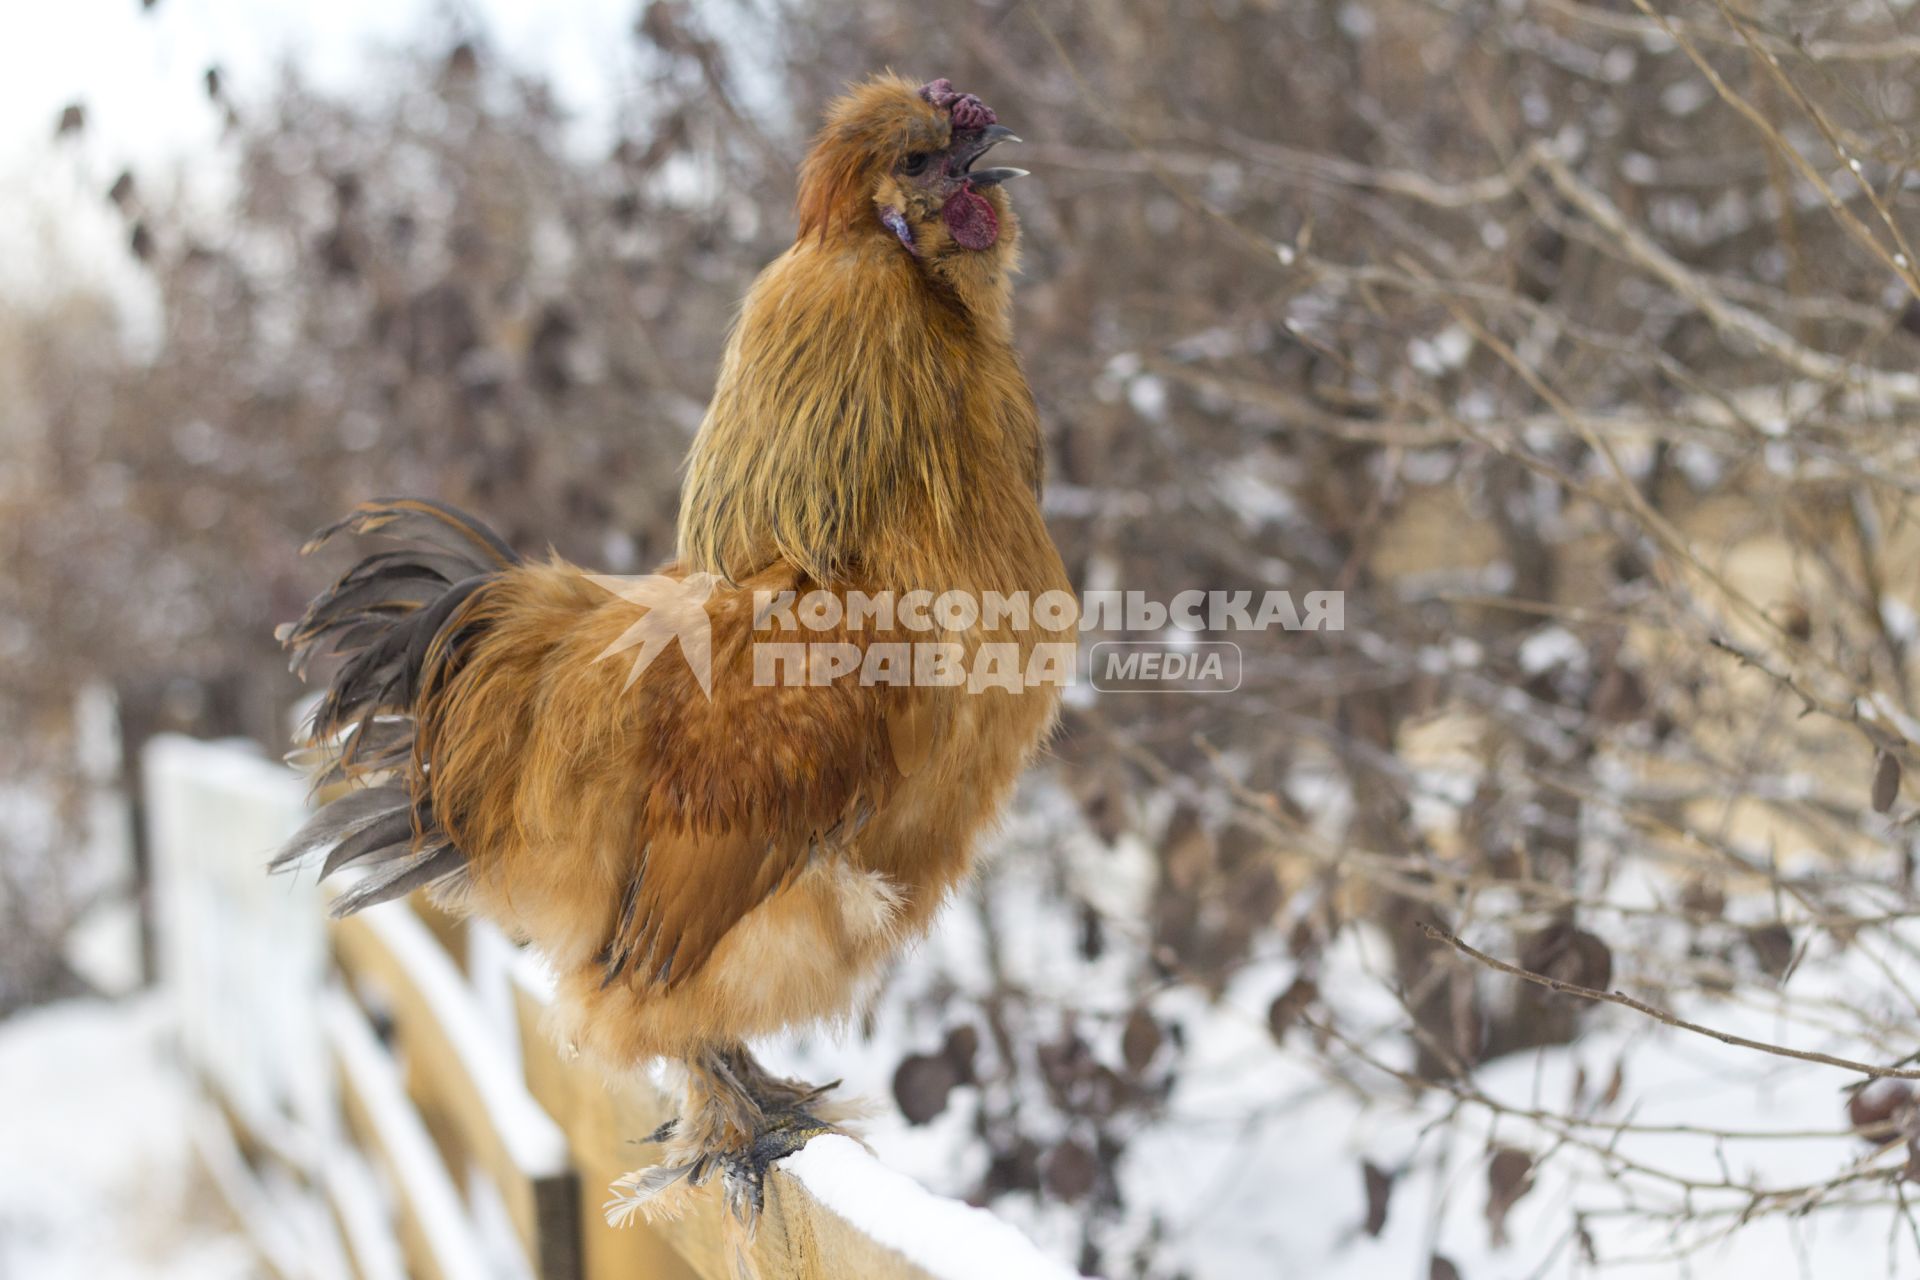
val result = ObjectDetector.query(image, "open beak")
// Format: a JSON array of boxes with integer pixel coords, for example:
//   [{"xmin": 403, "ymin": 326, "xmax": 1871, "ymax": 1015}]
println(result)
[{"xmin": 955, "ymin": 124, "xmax": 1029, "ymax": 187}]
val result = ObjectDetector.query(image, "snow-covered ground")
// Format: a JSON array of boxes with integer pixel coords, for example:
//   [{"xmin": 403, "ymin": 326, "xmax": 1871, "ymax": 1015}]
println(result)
[{"xmin": 0, "ymin": 995, "xmax": 255, "ymax": 1280}]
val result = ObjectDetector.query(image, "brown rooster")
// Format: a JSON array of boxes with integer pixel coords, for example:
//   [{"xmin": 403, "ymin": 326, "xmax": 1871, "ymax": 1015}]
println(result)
[{"xmin": 276, "ymin": 75, "xmax": 1072, "ymax": 1223}]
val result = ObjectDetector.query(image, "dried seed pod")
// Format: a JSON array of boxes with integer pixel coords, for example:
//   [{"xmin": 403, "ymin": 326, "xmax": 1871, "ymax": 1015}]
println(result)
[
  {"xmin": 940, "ymin": 1024, "xmax": 980, "ymax": 1084},
  {"xmin": 1042, "ymin": 1138, "xmax": 1100, "ymax": 1202},
  {"xmin": 445, "ymin": 42, "xmax": 479, "ymax": 79},
  {"xmin": 1076, "ymin": 901, "xmax": 1104, "ymax": 961},
  {"xmin": 891, "ymin": 1052, "xmax": 960, "ymax": 1126},
  {"xmin": 1848, "ymin": 1079, "xmax": 1915, "ymax": 1145},
  {"xmin": 984, "ymin": 1137, "xmax": 1042, "ymax": 1195},
  {"xmin": 1267, "ymin": 976, "xmax": 1319, "ymax": 1043},
  {"xmin": 1361, "ymin": 1160, "xmax": 1394, "ymax": 1237},
  {"xmin": 1873, "ymin": 750, "xmax": 1901, "ymax": 814},
  {"xmin": 1521, "ymin": 923, "xmax": 1613, "ymax": 992},
  {"xmin": 1121, "ymin": 1005, "xmax": 1163, "ymax": 1076},
  {"xmin": 1485, "ymin": 1147, "xmax": 1536, "ymax": 1246},
  {"xmin": 1679, "ymin": 878, "xmax": 1726, "ymax": 921},
  {"xmin": 1747, "ymin": 923, "xmax": 1795, "ymax": 981}
]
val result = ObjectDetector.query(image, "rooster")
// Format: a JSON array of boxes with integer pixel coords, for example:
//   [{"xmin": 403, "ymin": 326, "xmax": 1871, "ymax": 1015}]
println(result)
[{"xmin": 276, "ymin": 75, "xmax": 1072, "ymax": 1225}]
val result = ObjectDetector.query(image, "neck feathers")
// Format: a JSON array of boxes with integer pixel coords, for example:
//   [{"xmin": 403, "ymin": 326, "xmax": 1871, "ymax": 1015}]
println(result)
[{"xmin": 677, "ymin": 240, "xmax": 1038, "ymax": 585}]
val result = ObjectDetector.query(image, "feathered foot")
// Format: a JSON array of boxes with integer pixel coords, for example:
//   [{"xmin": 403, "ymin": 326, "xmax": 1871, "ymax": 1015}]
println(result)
[{"xmin": 604, "ymin": 1045, "xmax": 847, "ymax": 1232}]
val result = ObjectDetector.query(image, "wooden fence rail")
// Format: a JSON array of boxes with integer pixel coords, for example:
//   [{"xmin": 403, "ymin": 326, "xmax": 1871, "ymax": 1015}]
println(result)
[{"xmin": 144, "ymin": 733, "xmax": 1076, "ymax": 1280}]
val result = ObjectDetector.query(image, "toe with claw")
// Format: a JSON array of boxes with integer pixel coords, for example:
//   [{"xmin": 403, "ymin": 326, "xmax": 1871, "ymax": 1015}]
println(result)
[{"xmin": 603, "ymin": 1046, "xmax": 848, "ymax": 1232}]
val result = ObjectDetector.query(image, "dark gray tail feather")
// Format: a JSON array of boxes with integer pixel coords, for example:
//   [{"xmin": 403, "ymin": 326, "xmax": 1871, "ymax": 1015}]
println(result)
[{"xmin": 274, "ymin": 498, "xmax": 522, "ymax": 916}]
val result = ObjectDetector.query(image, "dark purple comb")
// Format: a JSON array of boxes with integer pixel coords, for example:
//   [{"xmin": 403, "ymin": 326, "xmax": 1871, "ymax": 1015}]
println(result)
[{"xmin": 918, "ymin": 79, "xmax": 997, "ymax": 131}]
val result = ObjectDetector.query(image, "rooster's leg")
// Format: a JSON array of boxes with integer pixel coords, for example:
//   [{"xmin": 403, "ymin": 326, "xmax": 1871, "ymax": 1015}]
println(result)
[
  {"xmin": 604, "ymin": 1044, "xmax": 842, "ymax": 1228},
  {"xmin": 709, "ymin": 1045, "xmax": 841, "ymax": 1221}
]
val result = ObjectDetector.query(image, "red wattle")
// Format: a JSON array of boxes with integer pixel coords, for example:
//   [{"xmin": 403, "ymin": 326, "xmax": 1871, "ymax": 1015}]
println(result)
[{"xmin": 942, "ymin": 185, "xmax": 999, "ymax": 251}]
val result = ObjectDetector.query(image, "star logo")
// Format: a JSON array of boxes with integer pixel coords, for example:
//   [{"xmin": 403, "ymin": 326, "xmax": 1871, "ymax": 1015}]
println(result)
[{"xmin": 585, "ymin": 572, "xmax": 720, "ymax": 699}]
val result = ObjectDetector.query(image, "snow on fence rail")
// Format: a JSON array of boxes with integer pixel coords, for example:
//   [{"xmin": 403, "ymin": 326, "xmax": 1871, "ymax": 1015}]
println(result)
[{"xmin": 145, "ymin": 733, "xmax": 1076, "ymax": 1280}]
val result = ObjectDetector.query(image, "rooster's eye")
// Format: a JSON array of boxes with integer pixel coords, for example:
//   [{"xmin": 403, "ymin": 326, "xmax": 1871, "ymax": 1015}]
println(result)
[{"xmin": 900, "ymin": 152, "xmax": 931, "ymax": 177}]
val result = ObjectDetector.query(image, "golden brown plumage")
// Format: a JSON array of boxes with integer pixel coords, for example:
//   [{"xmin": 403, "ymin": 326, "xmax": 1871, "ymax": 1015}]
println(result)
[{"xmin": 278, "ymin": 74, "xmax": 1069, "ymax": 1225}]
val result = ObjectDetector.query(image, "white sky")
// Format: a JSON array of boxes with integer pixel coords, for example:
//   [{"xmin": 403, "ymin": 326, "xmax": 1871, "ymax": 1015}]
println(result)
[{"xmin": 0, "ymin": 0, "xmax": 643, "ymax": 307}]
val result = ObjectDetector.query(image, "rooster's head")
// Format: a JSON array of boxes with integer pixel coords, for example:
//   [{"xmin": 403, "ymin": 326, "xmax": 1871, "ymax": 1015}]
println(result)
[{"xmin": 796, "ymin": 74, "xmax": 1025, "ymax": 261}]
